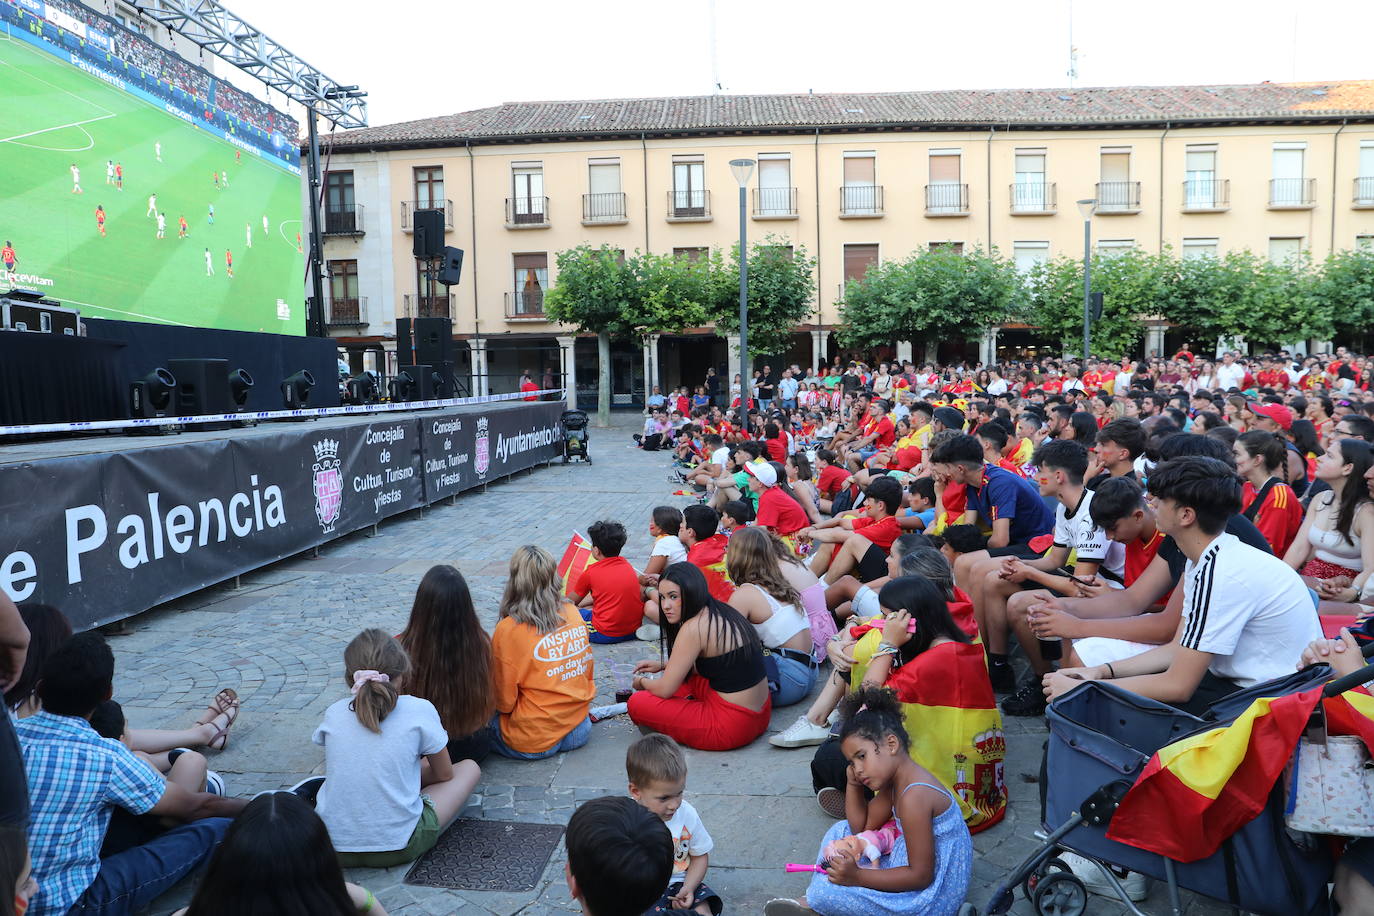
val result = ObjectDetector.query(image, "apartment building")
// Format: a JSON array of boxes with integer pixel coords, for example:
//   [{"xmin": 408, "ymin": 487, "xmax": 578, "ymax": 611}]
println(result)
[{"xmin": 312, "ymin": 81, "xmax": 1374, "ymax": 404}]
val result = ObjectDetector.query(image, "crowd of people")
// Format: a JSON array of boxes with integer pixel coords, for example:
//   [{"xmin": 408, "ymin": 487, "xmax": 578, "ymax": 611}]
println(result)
[{"xmin": 7, "ymin": 345, "xmax": 1374, "ymax": 915}]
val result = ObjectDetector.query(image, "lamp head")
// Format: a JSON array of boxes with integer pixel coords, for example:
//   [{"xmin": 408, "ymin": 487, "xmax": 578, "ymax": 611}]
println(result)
[
  {"xmin": 1077, "ymin": 198, "xmax": 1097, "ymax": 220},
  {"xmin": 729, "ymin": 158, "xmax": 756, "ymax": 187}
]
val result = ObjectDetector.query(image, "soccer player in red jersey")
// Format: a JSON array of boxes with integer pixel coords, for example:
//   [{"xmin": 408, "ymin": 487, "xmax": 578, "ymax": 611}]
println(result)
[
  {"xmin": 225, "ymin": 249, "xmax": 234, "ymax": 278},
  {"xmin": 95, "ymin": 205, "xmax": 106, "ymax": 237}
]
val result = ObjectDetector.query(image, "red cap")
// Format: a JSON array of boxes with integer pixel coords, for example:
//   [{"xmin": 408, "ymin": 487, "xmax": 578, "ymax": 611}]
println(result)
[{"xmin": 1248, "ymin": 402, "xmax": 1292, "ymax": 431}]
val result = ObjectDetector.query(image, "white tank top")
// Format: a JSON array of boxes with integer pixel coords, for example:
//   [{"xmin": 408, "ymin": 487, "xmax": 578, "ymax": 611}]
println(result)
[
  {"xmin": 1310, "ymin": 522, "xmax": 1363, "ymax": 567},
  {"xmin": 746, "ymin": 583, "xmax": 810, "ymax": 648}
]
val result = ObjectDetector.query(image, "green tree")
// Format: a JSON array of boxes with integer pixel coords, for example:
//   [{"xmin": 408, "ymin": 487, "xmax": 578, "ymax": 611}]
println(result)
[
  {"xmin": 1169, "ymin": 250, "xmax": 1329, "ymax": 351},
  {"xmin": 835, "ymin": 245, "xmax": 1020, "ymax": 353},
  {"xmin": 1025, "ymin": 248, "xmax": 1167, "ymax": 360},
  {"xmin": 1313, "ymin": 247, "xmax": 1374, "ymax": 348},
  {"xmin": 708, "ymin": 236, "xmax": 818, "ymax": 361}
]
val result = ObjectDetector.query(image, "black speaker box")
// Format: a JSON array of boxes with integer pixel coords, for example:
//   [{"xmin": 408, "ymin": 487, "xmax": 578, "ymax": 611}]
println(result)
[
  {"xmin": 398, "ymin": 364, "xmax": 437, "ymax": 401},
  {"xmin": 397, "ymin": 317, "xmax": 454, "ymax": 368},
  {"xmin": 411, "ymin": 209, "xmax": 445, "ymax": 258},
  {"xmin": 167, "ymin": 358, "xmax": 231, "ymax": 416}
]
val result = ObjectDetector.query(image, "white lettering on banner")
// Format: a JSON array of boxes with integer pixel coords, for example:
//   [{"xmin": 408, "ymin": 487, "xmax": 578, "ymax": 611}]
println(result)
[
  {"xmin": 7, "ymin": 272, "xmax": 55, "ymax": 288},
  {"xmin": 66, "ymin": 481, "xmax": 286, "ymax": 583},
  {"xmin": 0, "ymin": 552, "xmax": 37, "ymax": 602},
  {"xmin": 68, "ymin": 55, "xmax": 125, "ymax": 92},
  {"xmin": 495, "ymin": 425, "xmax": 559, "ymax": 462},
  {"xmin": 164, "ymin": 105, "xmax": 194, "ymax": 125},
  {"xmin": 366, "ymin": 426, "xmax": 407, "ymax": 446},
  {"xmin": 431, "ymin": 419, "xmax": 462, "ymax": 435},
  {"xmin": 375, "ymin": 490, "xmax": 401, "ymax": 512}
]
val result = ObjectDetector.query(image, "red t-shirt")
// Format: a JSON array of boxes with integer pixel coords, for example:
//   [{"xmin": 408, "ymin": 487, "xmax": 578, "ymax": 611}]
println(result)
[
  {"xmin": 764, "ymin": 437, "xmax": 788, "ymax": 463},
  {"xmin": 941, "ymin": 479, "xmax": 967, "ymax": 519},
  {"xmin": 570, "ymin": 555, "xmax": 642, "ymax": 638},
  {"xmin": 817, "ymin": 464, "xmax": 849, "ymax": 498},
  {"xmin": 521, "ymin": 380, "xmax": 539, "ymax": 401},
  {"xmin": 888, "ymin": 445, "xmax": 922, "ymax": 472},
  {"xmin": 1243, "ymin": 480, "xmax": 1304, "ymax": 558},
  {"xmin": 756, "ymin": 486, "xmax": 808, "ymax": 536},
  {"xmin": 869, "ymin": 416, "xmax": 896, "ymax": 449},
  {"xmin": 851, "ymin": 514, "xmax": 901, "ymax": 550},
  {"xmin": 1041, "ymin": 378, "xmax": 1063, "ymax": 394},
  {"xmin": 1082, "ymin": 370, "xmax": 1105, "ymax": 393},
  {"xmin": 1124, "ymin": 529, "xmax": 1165, "ymax": 587},
  {"xmin": 688, "ymin": 534, "xmax": 735, "ymax": 602}
]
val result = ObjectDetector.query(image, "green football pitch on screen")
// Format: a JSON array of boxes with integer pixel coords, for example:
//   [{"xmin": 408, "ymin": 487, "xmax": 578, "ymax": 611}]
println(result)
[{"xmin": 0, "ymin": 34, "xmax": 305, "ymax": 333}]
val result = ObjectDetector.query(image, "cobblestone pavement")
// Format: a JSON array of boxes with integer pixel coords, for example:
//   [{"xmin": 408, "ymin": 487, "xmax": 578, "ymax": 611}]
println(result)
[{"xmin": 108, "ymin": 413, "xmax": 1233, "ymax": 915}]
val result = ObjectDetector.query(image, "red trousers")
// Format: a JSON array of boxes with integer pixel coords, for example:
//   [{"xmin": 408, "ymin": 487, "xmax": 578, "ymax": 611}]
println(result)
[{"xmin": 628, "ymin": 673, "xmax": 771, "ymax": 751}]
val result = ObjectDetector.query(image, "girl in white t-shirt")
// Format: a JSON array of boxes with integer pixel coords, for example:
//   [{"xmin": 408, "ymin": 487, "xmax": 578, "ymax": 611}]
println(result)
[
  {"xmin": 640, "ymin": 506, "xmax": 689, "ymax": 634},
  {"xmin": 313, "ymin": 629, "xmax": 481, "ymax": 867}
]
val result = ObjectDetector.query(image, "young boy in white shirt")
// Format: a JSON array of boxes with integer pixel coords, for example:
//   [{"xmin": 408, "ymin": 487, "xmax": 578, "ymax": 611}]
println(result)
[{"xmin": 626, "ymin": 735, "xmax": 721, "ymax": 916}]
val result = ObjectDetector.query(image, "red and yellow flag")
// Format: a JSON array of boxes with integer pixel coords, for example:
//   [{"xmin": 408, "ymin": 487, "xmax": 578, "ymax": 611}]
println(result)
[
  {"xmin": 1107, "ymin": 687, "xmax": 1374, "ymax": 862},
  {"xmin": 557, "ymin": 532, "xmax": 596, "ymax": 597}
]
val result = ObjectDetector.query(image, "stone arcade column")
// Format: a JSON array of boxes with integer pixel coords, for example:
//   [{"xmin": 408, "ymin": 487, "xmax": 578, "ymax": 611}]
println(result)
[
  {"xmin": 469, "ymin": 337, "xmax": 488, "ymax": 397},
  {"xmin": 895, "ymin": 340, "xmax": 913, "ymax": 364},
  {"xmin": 810, "ymin": 329, "xmax": 829, "ymax": 373},
  {"xmin": 979, "ymin": 328, "xmax": 999, "ymax": 367},
  {"xmin": 556, "ymin": 336, "xmax": 577, "ymax": 409}
]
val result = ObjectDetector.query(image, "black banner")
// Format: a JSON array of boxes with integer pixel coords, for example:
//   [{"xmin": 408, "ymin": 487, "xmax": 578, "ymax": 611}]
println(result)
[{"xmin": 0, "ymin": 401, "xmax": 564, "ymax": 629}]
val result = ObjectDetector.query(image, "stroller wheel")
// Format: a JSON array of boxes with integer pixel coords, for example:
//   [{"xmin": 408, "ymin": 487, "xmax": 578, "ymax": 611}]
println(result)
[
  {"xmin": 1031, "ymin": 872, "xmax": 1087, "ymax": 916},
  {"xmin": 1021, "ymin": 857, "xmax": 1071, "ymax": 902}
]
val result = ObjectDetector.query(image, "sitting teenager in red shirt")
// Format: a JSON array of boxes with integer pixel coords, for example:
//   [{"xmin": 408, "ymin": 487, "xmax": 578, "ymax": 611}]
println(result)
[
  {"xmin": 680, "ymin": 504, "xmax": 734, "ymax": 602},
  {"xmin": 799, "ymin": 476, "xmax": 905, "ymax": 584},
  {"xmin": 746, "ymin": 461, "xmax": 809, "ymax": 537},
  {"xmin": 814, "ymin": 449, "xmax": 850, "ymax": 515},
  {"xmin": 569, "ymin": 520, "xmax": 643, "ymax": 643},
  {"xmin": 1235, "ymin": 431, "xmax": 1304, "ymax": 558},
  {"xmin": 763, "ymin": 422, "xmax": 789, "ymax": 463}
]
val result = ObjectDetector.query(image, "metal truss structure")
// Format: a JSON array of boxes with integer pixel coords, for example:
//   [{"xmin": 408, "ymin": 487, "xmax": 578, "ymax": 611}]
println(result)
[{"xmin": 131, "ymin": 0, "xmax": 367, "ymax": 129}]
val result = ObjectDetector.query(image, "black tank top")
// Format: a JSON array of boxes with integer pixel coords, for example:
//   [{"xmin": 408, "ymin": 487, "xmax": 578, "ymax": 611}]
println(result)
[{"xmin": 694, "ymin": 641, "xmax": 766, "ymax": 693}]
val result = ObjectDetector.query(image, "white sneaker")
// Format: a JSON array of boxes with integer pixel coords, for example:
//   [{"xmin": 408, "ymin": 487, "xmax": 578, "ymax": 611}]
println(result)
[
  {"xmin": 1055, "ymin": 851, "xmax": 1150, "ymax": 902},
  {"xmin": 770, "ymin": 716, "xmax": 833, "ymax": 748},
  {"xmin": 826, "ymin": 708, "xmax": 840, "ymax": 726},
  {"xmin": 636, "ymin": 623, "xmax": 661, "ymax": 641},
  {"xmin": 203, "ymin": 770, "xmax": 225, "ymax": 796}
]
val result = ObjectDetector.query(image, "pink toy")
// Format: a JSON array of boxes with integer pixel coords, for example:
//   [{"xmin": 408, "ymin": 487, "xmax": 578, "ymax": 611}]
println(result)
[
  {"xmin": 785, "ymin": 864, "xmax": 825, "ymax": 873},
  {"xmin": 821, "ymin": 820, "xmax": 902, "ymax": 868}
]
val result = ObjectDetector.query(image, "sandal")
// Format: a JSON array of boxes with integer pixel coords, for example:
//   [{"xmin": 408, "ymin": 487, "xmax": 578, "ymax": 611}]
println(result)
[
  {"xmin": 205, "ymin": 708, "xmax": 237, "ymax": 751},
  {"xmin": 195, "ymin": 688, "xmax": 238, "ymax": 726}
]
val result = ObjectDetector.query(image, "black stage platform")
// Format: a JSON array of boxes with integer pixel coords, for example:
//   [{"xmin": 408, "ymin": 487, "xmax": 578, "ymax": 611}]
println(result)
[{"xmin": 1, "ymin": 400, "xmax": 566, "ymax": 629}]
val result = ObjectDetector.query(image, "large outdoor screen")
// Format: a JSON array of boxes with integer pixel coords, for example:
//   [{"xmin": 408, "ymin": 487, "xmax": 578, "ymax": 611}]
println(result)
[{"xmin": 0, "ymin": 0, "xmax": 304, "ymax": 333}]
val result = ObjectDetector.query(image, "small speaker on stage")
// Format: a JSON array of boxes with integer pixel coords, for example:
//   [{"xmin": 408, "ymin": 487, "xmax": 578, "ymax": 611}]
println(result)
[
  {"xmin": 130, "ymin": 368, "xmax": 177, "ymax": 419},
  {"xmin": 167, "ymin": 358, "xmax": 232, "ymax": 416},
  {"xmin": 412, "ymin": 209, "xmax": 445, "ymax": 259},
  {"xmin": 397, "ymin": 364, "xmax": 436, "ymax": 401}
]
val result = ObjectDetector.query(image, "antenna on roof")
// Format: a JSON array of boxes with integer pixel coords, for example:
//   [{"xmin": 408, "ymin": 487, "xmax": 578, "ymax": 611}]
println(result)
[
  {"xmin": 709, "ymin": 0, "xmax": 722, "ymax": 93},
  {"xmin": 1066, "ymin": 0, "xmax": 1078, "ymax": 88}
]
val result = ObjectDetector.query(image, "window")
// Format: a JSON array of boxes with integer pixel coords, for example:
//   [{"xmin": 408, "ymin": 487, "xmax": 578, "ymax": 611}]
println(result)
[
  {"xmin": 1013, "ymin": 151, "xmax": 1048, "ymax": 211},
  {"xmin": 928, "ymin": 241, "xmax": 964, "ymax": 254},
  {"xmin": 756, "ymin": 154, "xmax": 794, "ymax": 215},
  {"xmin": 927, "ymin": 150, "xmax": 964, "ymax": 213},
  {"xmin": 1098, "ymin": 148, "xmax": 1134, "ymax": 210},
  {"xmin": 1097, "ymin": 239, "xmax": 1134, "ymax": 258},
  {"xmin": 1012, "ymin": 241, "xmax": 1049, "ymax": 274},
  {"xmin": 1358, "ymin": 236, "xmax": 1374, "ymax": 251},
  {"xmin": 842, "ymin": 244, "xmax": 879, "ymax": 282},
  {"xmin": 413, "ymin": 167, "xmax": 444, "ymax": 209},
  {"xmin": 325, "ymin": 171, "xmax": 357, "ymax": 233},
  {"xmin": 1182, "ymin": 238, "xmax": 1219, "ymax": 260},
  {"xmin": 1271, "ymin": 143, "xmax": 1307, "ymax": 205},
  {"xmin": 586, "ymin": 158, "xmax": 625, "ymax": 221},
  {"xmin": 511, "ymin": 162, "xmax": 545, "ymax": 224},
  {"xmin": 1185, "ymin": 145, "xmax": 1219, "ymax": 208},
  {"xmin": 672, "ymin": 155, "xmax": 706, "ymax": 217},
  {"xmin": 1358, "ymin": 142, "xmax": 1374, "ymax": 205},
  {"xmin": 842, "ymin": 152, "xmax": 878, "ymax": 214},
  {"xmin": 512, "ymin": 253, "xmax": 548, "ymax": 315},
  {"xmin": 673, "ymin": 247, "xmax": 709, "ymax": 263},
  {"xmin": 1268, "ymin": 237, "xmax": 1303, "ymax": 263},
  {"xmin": 327, "ymin": 260, "xmax": 360, "ymax": 323}
]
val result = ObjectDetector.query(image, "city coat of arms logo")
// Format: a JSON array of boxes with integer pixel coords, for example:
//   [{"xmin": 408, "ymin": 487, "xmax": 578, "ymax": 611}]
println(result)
[
  {"xmin": 474, "ymin": 417, "xmax": 490, "ymax": 477},
  {"xmin": 312, "ymin": 438, "xmax": 343, "ymax": 532}
]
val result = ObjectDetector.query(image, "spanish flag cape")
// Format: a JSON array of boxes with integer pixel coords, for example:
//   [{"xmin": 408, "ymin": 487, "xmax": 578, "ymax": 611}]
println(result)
[
  {"xmin": 1106, "ymin": 687, "xmax": 1374, "ymax": 862},
  {"xmin": 849, "ymin": 608, "xmax": 1007, "ymax": 833},
  {"xmin": 687, "ymin": 533, "xmax": 735, "ymax": 602},
  {"xmin": 557, "ymin": 531, "xmax": 596, "ymax": 596}
]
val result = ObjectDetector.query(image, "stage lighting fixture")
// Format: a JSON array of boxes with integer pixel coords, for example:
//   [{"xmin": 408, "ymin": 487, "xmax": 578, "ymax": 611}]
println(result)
[
  {"xmin": 130, "ymin": 367, "xmax": 177, "ymax": 418},
  {"xmin": 345, "ymin": 371, "xmax": 379, "ymax": 405},
  {"xmin": 281, "ymin": 370, "xmax": 315, "ymax": 409},
  {"xmin": 389, "ymin": 369, "xmax": 415, "ymax": 402},
  {"xmin": 228, "ymin": 368, "xmax": 255, "ymax": 408}
]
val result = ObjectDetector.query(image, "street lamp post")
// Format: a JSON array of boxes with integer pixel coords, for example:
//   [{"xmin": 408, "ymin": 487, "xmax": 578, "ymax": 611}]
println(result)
[
  {"xmin": 1077, "ymin": 198, "xmax": 1097, "ymax": 360},
  {"xmin": 730, "ymin": 159, "xmax": 755, "ymax": 392}
]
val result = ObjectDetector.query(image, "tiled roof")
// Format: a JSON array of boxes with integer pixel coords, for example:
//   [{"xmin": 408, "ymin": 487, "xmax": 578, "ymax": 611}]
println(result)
[{"xmin": 326, "ymin": 81, "xmax": 1374, "ymax": 149}]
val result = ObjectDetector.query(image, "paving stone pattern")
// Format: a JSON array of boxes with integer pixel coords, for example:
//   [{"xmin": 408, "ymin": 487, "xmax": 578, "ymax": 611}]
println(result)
[{"xmin": 109, "ymin": 415, "xmax": 1233, "ymax": 915}]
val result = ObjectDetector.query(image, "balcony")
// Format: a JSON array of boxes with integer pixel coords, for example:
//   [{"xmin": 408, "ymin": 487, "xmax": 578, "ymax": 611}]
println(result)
[
  {"xmin": 582, "ymin": 192, "xmax": 628, "ymax": 224},
  {"xmin": 323, "ymin": 203, "xmax": 364, "ymax": 236},
  {"xmin": 1355, "ymin": 177, "xmax": 1374, "ymax": 209},
  {"xmin": 505, "ymin": 290, "xmax": 546, "ymax": 320},
  {"xmin": 325, "ymin": 297, "xmax": 367, "ymax": 328},
  {"xmin": 839, "ymin": 185, "xmax": 883, "ymax": 218},
  {"xmin": 400, "ymin": 200, "xmax": 454, "ymax": 232},
  {"xmin": 1010, "ymin": 181, "xmax": 1056, "ymax": 214},
  {"xmin": 1182, "ymin": 178, "xmax": 1230, "ymax": 212},
  {"xmin": 925, "ymin": 183, "xmax": 969, "ymax": 217},
  {"xmin": 667, "ymin": 189, "xmax": 711, "ymax": 221},
  {"xmin": 401, "ymin": 293, "xmax": 453, "ymax": 319},
  {"xmin": 1268, "ymin": 178, "xmax": 1316, "ymax": 210},
  {"xmin": 1095, "ymin": 180, "xmax": 1142, "ymax": 214},
  {"xmin": 505, "ymin": 196, "xmax": 550, "ymax": 229},
  {"xmin": 752, "ymin": 187, "xmax": 798, "ymax": 219}
]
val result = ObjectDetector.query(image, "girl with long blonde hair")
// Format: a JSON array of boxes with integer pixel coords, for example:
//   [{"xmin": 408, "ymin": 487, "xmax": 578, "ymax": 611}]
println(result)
[{"xmin": 726, "ymin": 527, "xmax": 817, "ymax": 707}]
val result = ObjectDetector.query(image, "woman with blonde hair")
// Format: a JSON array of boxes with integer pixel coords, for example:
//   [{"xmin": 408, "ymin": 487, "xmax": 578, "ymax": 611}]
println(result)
[
  {"xmin": 486, "ymin": 545, "xmax": 596, "ymax": 759},
  {"xmin": 726, "ymin": 527, "xmax": 817, "ymax": 706}
]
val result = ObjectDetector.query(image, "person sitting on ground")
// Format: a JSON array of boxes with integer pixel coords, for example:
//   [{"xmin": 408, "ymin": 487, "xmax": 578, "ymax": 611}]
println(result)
[
  {"xmin": 570, "ymin": 520, "xmax": 645, "ymax": 644},
  {"xmin": 175, "ymin": 791, "xmax": 389, "ymax": 916},
  {"xmin": 902, "ymin": 477, "xmax": 938, "ymax": 531},
  {"xmin": 17, "ymin": 632, "xmax": 246, "ymax": 916},
  {"xmin": 766, "ymin": 531, "xmax": 835, "ymax": 653},
  {"xmin": 675, "ymin": 505, "xmax": 735, "ymax": 605},
  {"xmin": 822, "ymin": 533, "xmax": 937, "ymax": 625},
  {"xmin": 489, "ymin": 546, "xmax": 596, "ymax": 759},
  {"xmin": 678, "ymin": 435, "xmax": 731, "ymax": 496},
  {"xmin": 745, "ymin": 461, "xmax": 810, "ymax": 539},
  {"xmin": 813, "ymin": 449, "xmax": 850, "ymax": 515},
  {"xmin": 626, "ymin": 735, "xmax": 723, "ymax": 916},
  {"xmin": 398, "ymin": 564, "xmax": 497, "ymax": 764},
  {"xmin": 1087, "ymin": 418, "xmax": 1146, "ymax": 488},
  {"xmin": 1042, "ymin": 456, "xmax": 1322, "ymax": 713},
  {"xmin": 764, "ymin": 685, "xmax": 972, "ymax": 916},
  {"xmin": 726, "ymin": 527, "xmax": 818, "ymax": 707},
  {"xmin": 801, "ymin": 477, "xmax": 906, "ymax": 584},
  {"xmin": 642, "ymin": 506, "xmax": 688, "ymax": 582},
  {"xmin": 564, "ymin": 795, "xmax": 700, "ymax": 916},
  {"xmin": 786, "ymin": 453, "xmax": 826, "ymax": 526},
  {"xmin": 313, "ymin": 630, "xmax": 480, "ymax": 866},
  {"xmin": 976, "ymin": 440, "xmax": 1126, "ymax": 714},
  {"xmin": 708, "ymin": 442, "xmax": 765, "ymax": 513},
  {"xmin": 628, "ymin": 563, "xmax": 771, "ymax": 751},
  {"xmin": 1233, "ymin": 431, "xmax": 1304, "ymax": 558},
  {"xmin": 719, "ymin": 499, "xmax": 753, "ymax": 536}
]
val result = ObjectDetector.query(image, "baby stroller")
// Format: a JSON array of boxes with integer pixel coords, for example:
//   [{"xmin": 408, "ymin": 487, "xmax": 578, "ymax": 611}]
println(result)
[
  {"xmin": 561, "ymin": 409, "xmax": 590, "ymax": 464},
  {"xmin": 981, "ymin": 657, "xmax": 1374, "ymax": 916}
]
